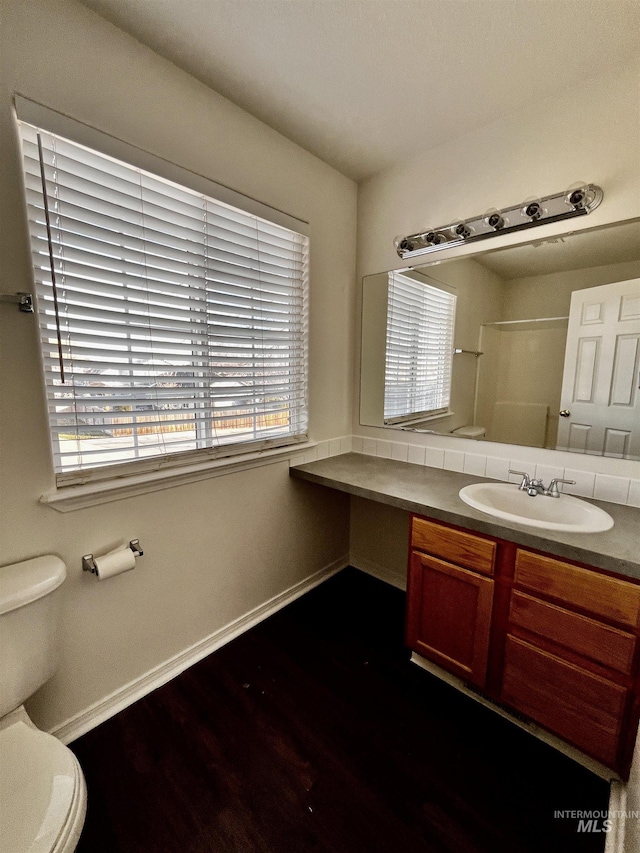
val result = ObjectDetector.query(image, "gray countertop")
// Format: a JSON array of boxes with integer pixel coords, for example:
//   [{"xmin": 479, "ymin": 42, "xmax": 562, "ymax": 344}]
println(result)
[{"xmin": 290, "ymin": 453, "xmax": 640, "ymax": 580}]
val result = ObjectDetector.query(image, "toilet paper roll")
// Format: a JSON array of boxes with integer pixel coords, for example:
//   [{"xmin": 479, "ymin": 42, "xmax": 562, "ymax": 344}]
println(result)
[{"xmin": 93, "ymin": 546, "xmax": 136, "ymax": 580}]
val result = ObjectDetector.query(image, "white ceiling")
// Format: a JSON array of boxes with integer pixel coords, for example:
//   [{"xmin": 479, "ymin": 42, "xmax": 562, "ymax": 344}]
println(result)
[{"xmin": 80, "ymin": 0, "xmax": 640, "ymax": 182}]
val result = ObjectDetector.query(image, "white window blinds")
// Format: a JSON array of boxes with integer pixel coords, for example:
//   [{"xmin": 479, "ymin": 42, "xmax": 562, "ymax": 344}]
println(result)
[
  {"xmin": 384, "ymin": 271, "xmax": 456, "ymax": 423},
  {"xmin": 19, "ymin": 121, "xmax": 309, "ymax": 482}
]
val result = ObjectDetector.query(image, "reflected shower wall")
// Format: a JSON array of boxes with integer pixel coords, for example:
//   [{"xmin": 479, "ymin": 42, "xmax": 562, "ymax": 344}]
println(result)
[{"xmin": 475, "ymin": 318, "xmax": 569, "ymax": 448}]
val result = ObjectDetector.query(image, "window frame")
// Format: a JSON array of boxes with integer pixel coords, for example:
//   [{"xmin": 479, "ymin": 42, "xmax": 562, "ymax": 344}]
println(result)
[
  {"xmin": 15, "ymin": 97, "xmax": 311, "ymax": 492},
  {"xmin": 383, "ymin": 270, "xmax": 457, "ymax": 425}
]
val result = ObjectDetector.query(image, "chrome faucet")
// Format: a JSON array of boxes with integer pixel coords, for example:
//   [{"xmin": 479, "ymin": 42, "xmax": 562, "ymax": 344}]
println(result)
[{"xmin": 509, "ymin": 470, "xmax": 576, "ymax": 498}]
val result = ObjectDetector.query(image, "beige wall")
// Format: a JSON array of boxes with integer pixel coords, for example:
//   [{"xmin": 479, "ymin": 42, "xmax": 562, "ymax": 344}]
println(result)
[
  {"xmin": 355, "ymin": 65, "xmax": 640, "ymax": 445},
  {"xmin": 355, "ymin": 59, "xmax": 640, "ymax": 445},
  {"xmin": 0, "ymin": 0, "xmax": 356, "ymax": 733},
  {"xmin": 503, "ymin": 259, "xmax": 640, "ymax": 321},
  {"xmin": 349, "ymin": 497, "xmax": 410, "ymax": 586},
  {"xmin": 353, "ymin": 59, "xmax": 640, "ymax": 580},
  {"xmin": 478, "ymin": 323, "xmax": 567, "ymax": 447},
  {"xmin": 357, "ymin": 61, "xmax": 640, "ymax": 280}
]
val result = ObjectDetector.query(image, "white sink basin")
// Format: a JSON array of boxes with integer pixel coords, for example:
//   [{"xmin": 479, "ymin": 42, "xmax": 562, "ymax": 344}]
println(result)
[{"xmin": 458, "ymin": 482, "xmax": 614, "ymax": 533}]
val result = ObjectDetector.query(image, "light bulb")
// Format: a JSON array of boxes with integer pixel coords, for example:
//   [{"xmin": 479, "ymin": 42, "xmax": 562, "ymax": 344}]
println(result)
[
  {"xmin": 521, "ymin": 197, "xmax": 545, "ymax": 221},
  {"xmin": 564, "ymin": 182, "xmax": 591, "ymax": 210},
  {"xmin": 449, "ymin": 219, "xmax": 472, "ymax": 239},
  {"xmin": 394, "ymin": 235, "xmax": 416, "ymax": 254},
  {"xmin": 483, "ymin": 208, "xmax": 505, "ymax": 230}
]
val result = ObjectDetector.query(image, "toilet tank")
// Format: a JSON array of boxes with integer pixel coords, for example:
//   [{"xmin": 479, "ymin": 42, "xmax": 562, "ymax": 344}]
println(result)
[{"xmin": 0, "ymin": 556, "xmax": 66, "ymax": 719}]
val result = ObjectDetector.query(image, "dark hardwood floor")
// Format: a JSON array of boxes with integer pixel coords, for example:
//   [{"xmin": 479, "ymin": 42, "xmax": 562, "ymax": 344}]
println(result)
[{"xmin": 72, "ymin": 568, "xmax": 608, "ymax": 853}]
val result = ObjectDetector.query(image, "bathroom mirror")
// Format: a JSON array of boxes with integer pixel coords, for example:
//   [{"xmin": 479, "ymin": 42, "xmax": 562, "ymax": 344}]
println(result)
[{"xmin": 360, "ymin": 218, "xmax": 640, "ymax": 459}]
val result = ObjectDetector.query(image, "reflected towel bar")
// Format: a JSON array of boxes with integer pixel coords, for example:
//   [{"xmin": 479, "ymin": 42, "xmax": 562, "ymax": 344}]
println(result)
[{"xmin": 454, "ymin": 348, "xmax": 483, "ymax": 357}]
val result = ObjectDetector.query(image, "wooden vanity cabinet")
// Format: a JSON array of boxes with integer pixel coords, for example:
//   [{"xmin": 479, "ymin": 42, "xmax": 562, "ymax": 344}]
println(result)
[
  {"xmin": 501, "ymin": 549, "xmax": 640, "ymax": 770},
  {"xmin": 406, "ymin": 518, "xmax": 496, "ymax": 688},
  {"xmin": 406, "ymin": 514, "xmax": 640, "ymax": 778}
]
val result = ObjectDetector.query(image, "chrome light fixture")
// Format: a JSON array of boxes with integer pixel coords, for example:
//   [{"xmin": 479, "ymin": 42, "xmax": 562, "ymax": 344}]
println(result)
[{"xmin": 395, "ymin": 183, "xmax": 603, "ymax": 260}]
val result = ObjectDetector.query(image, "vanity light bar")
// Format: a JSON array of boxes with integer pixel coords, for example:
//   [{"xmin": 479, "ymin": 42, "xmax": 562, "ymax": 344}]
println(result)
[{"xmin": 394, "ymin": 183, "xmax": 603, "ymax": 260}]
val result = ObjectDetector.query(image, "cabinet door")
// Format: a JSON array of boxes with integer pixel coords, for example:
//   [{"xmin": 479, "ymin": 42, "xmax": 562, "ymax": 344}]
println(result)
[{"xmin": 406, "ymin": 551, "xmax": 494, "ymax": 688}]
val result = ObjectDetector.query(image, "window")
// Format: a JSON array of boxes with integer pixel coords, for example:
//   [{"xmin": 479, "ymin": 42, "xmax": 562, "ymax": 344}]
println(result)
[
  {"xmin": 383, "ymin": 271, "xmax": 456, "ymax": 424},
  {"xmin": 18, "ymin": 119, "xmax": 309, "ymax": 485}
]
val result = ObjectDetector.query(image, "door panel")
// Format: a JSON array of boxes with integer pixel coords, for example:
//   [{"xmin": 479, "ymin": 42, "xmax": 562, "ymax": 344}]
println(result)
[{"xmin": 557, "ymin": 278, "xmax": 640, "ymax": 458}]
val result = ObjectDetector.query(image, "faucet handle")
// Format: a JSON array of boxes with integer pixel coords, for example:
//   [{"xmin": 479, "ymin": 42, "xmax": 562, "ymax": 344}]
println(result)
[
  {"xmin": 546, "ymin": 477, "xmax": 576, "ymax": 498},
  {"xmin": 509, "ymin": 469, "xmax": 531, "ymax": 491}
]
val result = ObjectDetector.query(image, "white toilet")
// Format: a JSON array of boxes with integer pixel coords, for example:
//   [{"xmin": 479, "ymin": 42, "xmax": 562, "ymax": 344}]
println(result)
[
  {"xmin": 452, "ymin": 425, "xmax": 486, "ymax": 439},
  {"xmin": 0, "ymin": 556, "xmax": 87, "ymax": 852}
]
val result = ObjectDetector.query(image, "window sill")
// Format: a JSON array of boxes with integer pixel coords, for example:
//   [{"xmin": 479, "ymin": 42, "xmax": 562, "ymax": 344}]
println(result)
[
  {"xmin": 386, "ymin": 411, "xmax": 454, "ymax": 428},
  {"xmin": 40, "ymin": 442, "xmax": 318, "ymax": 513}
]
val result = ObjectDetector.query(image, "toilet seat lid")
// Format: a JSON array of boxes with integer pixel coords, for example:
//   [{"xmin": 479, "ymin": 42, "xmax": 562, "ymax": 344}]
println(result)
[
  {"xmin": 0, "ymin": 721, "xmax": 78, "ymax": 853},
  {"xmin": 453, "ymin": 425, "xmax": 485, "ymax": 437}
]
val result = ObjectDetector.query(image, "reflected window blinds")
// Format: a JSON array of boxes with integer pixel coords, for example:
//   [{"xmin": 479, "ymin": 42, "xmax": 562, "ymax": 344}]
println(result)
[
  {"xmin": 19, "ymin": 122, "xmax": 309, "ymax": 481},
  {"xmin": 384, "ymin": 271, "xmax": 456, "ymax": 423}
]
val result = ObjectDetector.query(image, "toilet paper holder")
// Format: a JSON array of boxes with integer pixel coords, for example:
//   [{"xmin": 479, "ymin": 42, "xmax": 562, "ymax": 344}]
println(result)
[{"xmin": 82, "ymin": 540, "xmax": 144, "ymax": 574}]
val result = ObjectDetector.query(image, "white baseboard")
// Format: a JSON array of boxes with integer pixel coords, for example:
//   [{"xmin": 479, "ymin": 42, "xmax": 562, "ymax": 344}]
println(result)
[
  {"xmin": 51, "ymin": 555, "xmax": 348, "ymax": 744},
  {"xmin": 350, "ymin": 554, "xmax": 406, "ymax": 590},
  {"xmin": 606, "ymin": 780, "xmax": 627, "ymax": 853}
]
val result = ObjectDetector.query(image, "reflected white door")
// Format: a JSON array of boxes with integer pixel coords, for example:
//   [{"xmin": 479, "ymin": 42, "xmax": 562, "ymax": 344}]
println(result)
[{"xmin": 557, "ymin": 279, "xmax": 640, "ymax": 458}]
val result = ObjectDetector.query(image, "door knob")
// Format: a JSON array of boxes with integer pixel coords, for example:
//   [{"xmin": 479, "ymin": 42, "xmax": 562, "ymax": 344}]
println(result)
[{"xmin": 559, "ymin": 410, "xmax": 571, "ymax": 417}]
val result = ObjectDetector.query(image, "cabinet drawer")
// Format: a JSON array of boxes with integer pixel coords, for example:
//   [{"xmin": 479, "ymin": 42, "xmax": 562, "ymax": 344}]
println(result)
[
  {"xmin": 501, "ymin": 635, "xmax": 627, "ymax": 768},
  {"xmin": 514, "ymin": 550, "xmax": 640, "ymax": 629},
  {"xmin": 509, "ymin": 591, "xmax": 637, "ymax": 676},
  {"xmin": 411, "ymin": 517, "xmax": 495, "ymax": 576}
]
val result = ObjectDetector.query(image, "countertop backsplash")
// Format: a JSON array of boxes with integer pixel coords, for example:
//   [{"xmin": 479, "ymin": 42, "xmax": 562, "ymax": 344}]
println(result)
[{"xmin": 291, "ymin": 435, "xmax": 639, "ymax": 508}]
